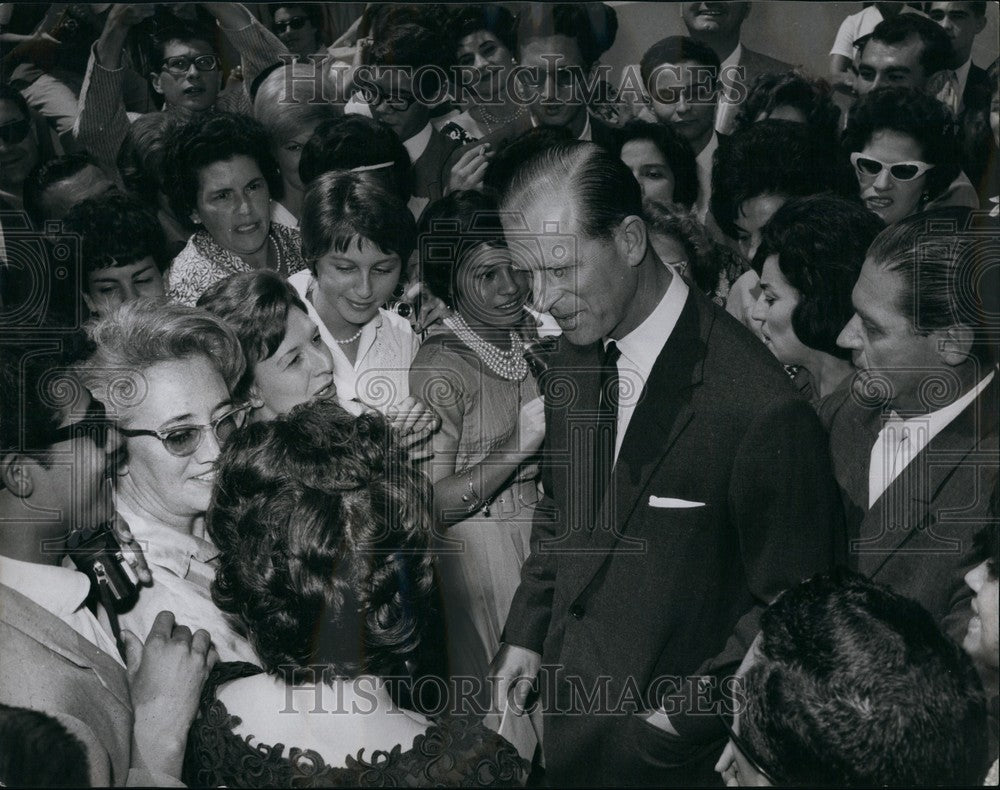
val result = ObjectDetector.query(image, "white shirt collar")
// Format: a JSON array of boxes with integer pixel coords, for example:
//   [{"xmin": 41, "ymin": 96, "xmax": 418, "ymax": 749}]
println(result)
[
  {"xmin": 895, "ymin": 366, "xmax": 995, "ymax": 440},
  {"xmin": 0, "ymin": 553, "xmax": 91, "ymax": 618},
  {"xmin": 955, "ymin": 57, "xmax": 972, "ymax": 100},
  {"xmin": 403, "ymin": 122, "xmax": 433, "ymax": 162},
  {"xmin": 116, "ymin": 500, "xmax": 218, "ymax": 581},
  {"xmin": 612, "ymin": 269, "xmax": 689, "ymax": 369},
  {"xmin": 719, "ymin": 42, "xmax": 744, "ymax": 71}
]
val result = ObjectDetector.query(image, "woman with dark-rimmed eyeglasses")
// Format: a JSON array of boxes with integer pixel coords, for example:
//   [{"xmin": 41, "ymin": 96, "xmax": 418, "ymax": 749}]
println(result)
[{"xmin": 79, "ymin": 298, "xmax": 258, "ymax": 664}]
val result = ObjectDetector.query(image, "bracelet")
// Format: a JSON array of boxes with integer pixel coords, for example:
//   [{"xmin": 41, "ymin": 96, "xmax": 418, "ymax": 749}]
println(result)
[{"xmin": 460, "ymin": 468, "xmax": 482, "ymax": 513}]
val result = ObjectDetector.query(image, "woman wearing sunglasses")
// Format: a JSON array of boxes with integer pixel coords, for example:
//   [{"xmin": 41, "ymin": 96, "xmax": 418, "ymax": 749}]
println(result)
[
  {"xmin": 0, "ymin": 85, "xmax": 51, "ymax": 213},
  {"xmin": 79, "ymin": 298, "xmax": 258, "ymax": 664},
  {"xmin": 270, "ymin": 3, "xmax": 324, "ymax": 60},
  {"xmin": 844, "ymin": 86, "xmax": 976, "ymax": 226}
]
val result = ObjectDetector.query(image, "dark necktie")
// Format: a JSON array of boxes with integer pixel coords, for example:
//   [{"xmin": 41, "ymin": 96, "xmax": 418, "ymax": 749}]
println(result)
[{"xmin": 593, "ymin": 341, "xmax": 621, "ymax": 524}]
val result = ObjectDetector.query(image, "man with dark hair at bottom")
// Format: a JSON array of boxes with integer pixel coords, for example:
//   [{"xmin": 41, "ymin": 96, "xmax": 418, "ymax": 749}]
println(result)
[
  {"xmin": 0, "ymin": 331, "xmax": 217, "ymax": 785},
  {"xmin": 715, "ymin": 571, "xmax": 990, "ymax": 786},
  {"xmin": 830, "ymin": 207, "xmax": 1000, "ymax": 644},
  {"xmin": 491, "ymin": 141, "xmax": 842, "ymax": 786}
]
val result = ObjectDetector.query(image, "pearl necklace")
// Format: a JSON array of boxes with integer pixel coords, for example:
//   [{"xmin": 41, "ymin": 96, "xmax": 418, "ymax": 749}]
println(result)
[
  {"xmin": 334, "ymin": 327, "xmax": 363, "ymax": 345},
  {"xmin": 445, "ymin": 314, "xmax": 528, "ymax": 381}
]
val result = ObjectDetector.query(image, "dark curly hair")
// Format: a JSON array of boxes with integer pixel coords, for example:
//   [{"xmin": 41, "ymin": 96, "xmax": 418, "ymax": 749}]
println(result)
[
  {"xmin": 161, "ymin": 112, "xmax": 283, "ymax": 229},
  {"xmin": 298, "ymin": 114, "xmax": 412, "ymax": 199},
  {"xmin": 518, "ymin": 3, "xmax": 618, "ymax": 70},
  {"xmin": 417, "ymin": 190, "xmax": 507, "ymax": 308},
  {"xmin": 756, "ymin": 195, "xmax": 885, "ymax": 359},
  {"xmin": 300, "ymin": 171, "xmax": 417, "ymax": 279},
  {"xmin": 448, "ymin": 4, "xmax": 518, "ymax": 57},
  {"xmin": 207, "ymin": 399, "xmax": 436, "ymax": 681},
  {"xmin": 197, "ymin": 270, "xmax": 308, "ymax": 400},
  {"xmin": 149, "ymin": 19, "xmax": 217, "ymax": 68},
  {"xmin": 732, "ymin": 70, "xmax": 841, "ymax": 146},
  {"xmin": 616, "ymin": 120, "xmax": 699, "ymax": 210},
  {"xmin": 710, "ymin": 120, "xmax": 856, "ymax": 241},
  {"xmin": 843, "ymin": 86, "xmax": 962, "ymax": 203},
  {"xmin": 740, "ymin": 569, "xmax": 989, "ymax": 786},
  {"xmin": 63, "ymin": 192, "xmax": 169, "ymax": 276},
  {"xmin": 362, "ymin": 22, "xmax": 453, "ymax": 100}
]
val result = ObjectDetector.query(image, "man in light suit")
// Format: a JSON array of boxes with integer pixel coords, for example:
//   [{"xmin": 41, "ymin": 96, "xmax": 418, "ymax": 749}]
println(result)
[
  {"xmin": 491, "ymin": 142, "xmax": 842, "ymax": 786},
  {"xmin": 0, "ymin": 331, "xmax": 216, "ymax": 785},
  {"xmin": 680, "ymin": 2, "xmax": 793, "ymax": 135},
  {"xmin": 830, "ymin": 207, "xmax": 999, "ymax": 645}
]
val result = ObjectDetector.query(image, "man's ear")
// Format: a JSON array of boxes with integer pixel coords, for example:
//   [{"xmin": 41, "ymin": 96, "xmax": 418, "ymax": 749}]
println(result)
[
  {"xmin": 936, "ymin": 325, "xmax": 975, "ymax": 367},
  {"xmin": 617, "ymin": 215, "xmax": 648, "ymax": 268},
  {"xmin": 0, "ymin": 454, "xmax": 35, "ymax": 498},
  {"xmin": 150, "ymin": 72, "xmax": 164, "ymax": 96}
]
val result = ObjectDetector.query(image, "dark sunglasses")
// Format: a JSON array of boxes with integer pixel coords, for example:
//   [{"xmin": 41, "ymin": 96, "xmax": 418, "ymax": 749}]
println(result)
[
  {"xmin": 117, "ymin": 403, "xmax": 250, "ymax": 458},
  {"xmin": 159, "ymin": 54, "xmax": 221, "ymax": 76},
  {"xmin": 273, "ymin": 15, "xmax": 308, "ymax": 33},
  {"xmin": 850, "ymin": 152, "xmax": 935, "ymax": 182},
  {"xmin": 0, "ymin": 118, "xmax": 32, "ymax": 145},
  {"xmin": 362, "ymin": 87, "xmax": 417, "ymax": 112},
  {"xmin": 718, "ymin": 712, "xmax": 779, "ymax": 786},
  {"xmin": 51, "ymin": 399, "xmax": 113, "ymax": 448}
]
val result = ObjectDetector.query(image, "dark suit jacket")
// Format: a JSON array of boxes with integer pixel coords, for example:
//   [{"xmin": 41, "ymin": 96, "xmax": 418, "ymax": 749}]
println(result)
[
  {"xmin": 411, "ymin": 126, "xmax": 461, "ymax": 203},
  {"xmin": 589, "ymin": 115, "xmax": 618, "ymax": 151},
  {"xmin": 504, "ymin": 288, "xmax": 842, "ymax": 787},
  {"xmin": 963, "ymin": 62, "xmax": 991, "ymax": 116},
  {"xmin": 827, "ymin": 372, "xmax": 999, "ymax": 644}
]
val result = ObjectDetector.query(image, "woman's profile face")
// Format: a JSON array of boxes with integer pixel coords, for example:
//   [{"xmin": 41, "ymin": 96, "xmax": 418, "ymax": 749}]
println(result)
[
  {"xmin": 456, "ymin": 30, "xmax": 514, "ymax": 101},
  {"xmin": 191, "ymin": 154, "xmax": 271, "ymax": 257},
  {"xmin": 454, "ymin": 242, "xmax": 529, "ymax": 329},
  {"xmin": 620, "ymin": 138, "xmax": 676, "ymax": 206},
  {"xmin": 277, "ymin": 120, "xmax": 322, "ymax": 194},
  {"xmin": 857, "ymin": 129, "xmax": 929, "ymax": 226},
  {"xmin": 750, "ymin": 254, "xmax": 812, "ymax": 367},
  {"xmin": 120, "ymin": 354, "xmax": 234, "ymax": 518},
  {"xmin": 253, "ymin": 306, "xmax": 336, "ymax": 418}
]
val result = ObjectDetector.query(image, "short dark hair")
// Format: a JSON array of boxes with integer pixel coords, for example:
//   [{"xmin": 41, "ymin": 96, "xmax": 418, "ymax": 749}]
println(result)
[
  {"xmin": 298, "ymin": 115, "xmax": 412, "ymax": 199},
  {"xmin": 732, "ymin": 70, "xmax": 841, "ymax": 146},
  {"xmin": 859, "ymin": 13, "xmax": 953, "ymax": 77},
  {"xmin": 844, "ymin": 86, "xmax": 962, "ymax": 202},
  {"xmin": 63, "ymin": 193, "xmax": 169, "ymax": 278},
  {"xmin": 271, "ymin": 2, "xmax": 323, "ymax": 31},
  {"xmin": 517, "ymin": 3, "xmax": 618, "ymax": 70},
  {"xmin": 417, "ymin": 190, "xmax": 507, "ymax": 307},
  {"xmin": 757, "ymin": 195, "xmax": 885, "ymax": 358},
  {"xmin": 710, "ymin": 120, "xmax": 854, "ymax": 241},
  {"xmin": 482, "ymin": 125, "xmax": 574, "ymax": 199},
  {"xmin": 116, "ymin": 112, "xmax": 179, "ymax": 207},
  {"xmin": 865, "ymin": 206, "xmax": 999, "ymax": 365},
  {"xmin": 740, "ymin": 570, "xmax": 990, "ymax": 786},
  {"xmin": 208, "ymin": 399, "xmax": 436, "ymax": 681},
  {"xmin": 23, "ymin": 152, "xmax": 98, "ymax": 225},
  {"xmin": 448, "ymin": 4, "xmax": 519, "ymax": 56},
  {"xmin": 197, "ymin": 270, "xmax": 308, "ymax": 399},
  {"xmin": 616, "ymin": 120, "xmax": 699, "ymax": 210},
  {"xmin": 0, "ymin": 328, "xmax": 92, "ymax": 471},
  {"xmin": 500, "ymin": 140, "xmax": 642, "ymax": 241},
  {"xmin": 923, "ymin": 1, "xmax": 988, "ymax": 17},
  {"xmin": 363, "ymin": 23, "xmax": 452, "ymax": 99},
  {"xmin": 149, "ymin": 19, "xmax": 217, "ymax": 69},
  {"xmin": 300, "ymin": 171, "xmax": 417, "ymax": 276},
  {"xmin": 161, "ymin": 112, "xmax": 283, "ymax": 228},
  {"xmin": 640, "ymin": 35, "xmax": 721, "ymax": 92},
  {"xmin": 0, "ymin": 704, "xmax": 90, "ymax": 787}
]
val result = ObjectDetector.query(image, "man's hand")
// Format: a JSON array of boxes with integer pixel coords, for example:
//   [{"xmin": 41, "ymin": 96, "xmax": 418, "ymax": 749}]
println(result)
[
  {"xmin": 123, "ymin": 611, "xmax": 218, "ymax": 779},
  {"xmin": 97, "ymin": 4, "xmax": 153, "ymax": 69},
  {"xmin": 489, "ymin": 642, "xmax": 542, "ymax": 715},
  {"xmin": 447, "ymin": 143, "xmax": 492, "ymax": 194}
]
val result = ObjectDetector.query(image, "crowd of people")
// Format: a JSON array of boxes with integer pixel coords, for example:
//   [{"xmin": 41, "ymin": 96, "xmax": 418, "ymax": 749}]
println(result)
[{"xmin": 0, "ymin": 1, "xmax": 997, "ymax": 787}]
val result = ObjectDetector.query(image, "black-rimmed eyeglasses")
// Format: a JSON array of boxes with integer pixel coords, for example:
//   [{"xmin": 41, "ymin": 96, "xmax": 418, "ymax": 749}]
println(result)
[{"xmin": 159, "ymin": 55, "xmax": 221, "ymax": 76}]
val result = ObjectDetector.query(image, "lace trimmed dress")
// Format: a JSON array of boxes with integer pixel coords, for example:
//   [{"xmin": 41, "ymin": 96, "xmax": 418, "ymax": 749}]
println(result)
[{"xmin": 183, "ymin": 662, "xmax": 529, "ymax": 787}]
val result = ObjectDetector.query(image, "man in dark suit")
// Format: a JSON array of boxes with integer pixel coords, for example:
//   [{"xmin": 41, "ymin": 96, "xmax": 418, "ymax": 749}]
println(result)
[
  {"xmin": 492, "ymin": 142, "xmax": 842, "ymax": 786},
  {"xmin": 830, "ymin": 207, "xmax": 999, "ymax": 645},
  {"xmin": 680, "ymin": 2, "xmax": 793, "ymax": 135},
  {"xmin": 926, "ymin": 1, "xmax": 991, "ymax": 114}
]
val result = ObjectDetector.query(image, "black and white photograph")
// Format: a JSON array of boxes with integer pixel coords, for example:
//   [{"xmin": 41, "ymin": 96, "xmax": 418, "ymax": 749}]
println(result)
[{"xmin": 0, "ymin": 1, "xmax": 998, "ymax": 786}]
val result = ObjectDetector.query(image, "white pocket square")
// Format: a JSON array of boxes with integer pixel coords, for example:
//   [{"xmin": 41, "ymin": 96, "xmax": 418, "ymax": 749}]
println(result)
[{"xmin": 648, "ymin": 496, "xmax": 706, "ymax": 509}]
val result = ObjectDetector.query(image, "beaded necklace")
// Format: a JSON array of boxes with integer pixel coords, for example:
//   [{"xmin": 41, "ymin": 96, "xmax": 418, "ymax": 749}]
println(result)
[{"xmin": 445, "ymin": 313, "xmax": 528, "ymax": 382}]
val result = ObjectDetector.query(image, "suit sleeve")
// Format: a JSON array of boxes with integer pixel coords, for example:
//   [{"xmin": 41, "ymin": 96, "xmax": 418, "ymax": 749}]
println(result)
[{"xmin": 670, "ymin": 396, "xmax": 843, "ymax": 741}]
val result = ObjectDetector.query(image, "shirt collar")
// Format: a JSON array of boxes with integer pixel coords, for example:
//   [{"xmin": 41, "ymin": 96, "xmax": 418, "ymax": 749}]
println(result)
[
  {"xmin": 403, "ymin": 122, "xmax": 433, "ymax": 162},
  {"xmin": 611, "ymin": 270, "xmax": 690, "ymax": 377},
  {"xmin": 116, "ymin": 500, "xmax": 219, "ymax": 580},
  {"xmin": 955, "ymin": 58, "xmax": 972, "ymax": 98},
  {"xmin": 0, "ymin": 554, "xmax": 91, "ymax": 618},
  {"xmin": 719, "ymin": 43, "xmax": 744, "ymax": 71},
  {"xmin": 578, "ymin": 112, "xmax": 593, "ymax": 142},
  {"xmin": 882, "ymin": 367, "xmax": 996, "ymax": 439}
]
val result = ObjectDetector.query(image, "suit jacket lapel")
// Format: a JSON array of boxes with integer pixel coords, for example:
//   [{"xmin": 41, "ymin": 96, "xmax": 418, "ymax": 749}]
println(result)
[
  {"xmin": 858, "ymin": 374, "xmax": 999, "ymax": 578},
  {"xmin": 567, "ymin": 292, "xmax": 707, "ymax": 601}
]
